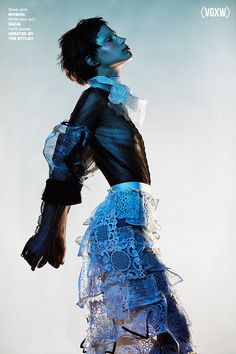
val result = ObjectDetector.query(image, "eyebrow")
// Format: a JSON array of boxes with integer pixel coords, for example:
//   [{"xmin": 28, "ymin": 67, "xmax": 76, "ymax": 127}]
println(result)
[{"xmin": 104, "ymin": 30, "xmax": 116, "ymax": 39}]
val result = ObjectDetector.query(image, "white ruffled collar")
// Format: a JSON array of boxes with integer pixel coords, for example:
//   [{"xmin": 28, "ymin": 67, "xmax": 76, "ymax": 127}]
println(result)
[{"xmin": 87, "ymin": 75, "xmax": 147, "ymax": 127}]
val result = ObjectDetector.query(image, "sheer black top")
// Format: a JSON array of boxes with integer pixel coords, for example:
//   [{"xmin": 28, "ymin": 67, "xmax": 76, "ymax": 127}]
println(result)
[{"xmin": 41, "ymin": 86, "xmax": 151, "ymax": 205}]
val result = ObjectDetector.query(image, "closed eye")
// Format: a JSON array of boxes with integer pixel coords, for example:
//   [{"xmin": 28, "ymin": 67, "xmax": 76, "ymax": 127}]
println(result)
[{"xmin": 104, "ymin": 32, "xmax": 117, "ymax": 43}]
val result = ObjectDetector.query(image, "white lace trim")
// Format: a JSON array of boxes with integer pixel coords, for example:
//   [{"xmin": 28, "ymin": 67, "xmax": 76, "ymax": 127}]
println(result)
[
  {"xmin": 87, "ymin": 75, "xmax": 147, "ymax": 128},
  {"xmin": 74, "ymin": 187, "xmax": 197, "ymax": 353}
]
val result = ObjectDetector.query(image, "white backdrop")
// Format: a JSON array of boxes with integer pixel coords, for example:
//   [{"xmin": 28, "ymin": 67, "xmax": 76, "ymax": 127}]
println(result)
[{"xmin": 1, "ymin": 0, "xmax": 236, "ymax": 353}]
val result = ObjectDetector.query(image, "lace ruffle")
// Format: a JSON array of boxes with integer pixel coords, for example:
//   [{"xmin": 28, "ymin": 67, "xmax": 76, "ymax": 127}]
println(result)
[
  {"xmin": 87, "ymin": 75, "xmax": 147, "ymax": 128},
  {"xmin": 43, "ymin": 120, "xmax": 97, "ymax": 184},
  {"xmin": 75, "ymin": 187, "xmax": 197, "ymax": 353}
]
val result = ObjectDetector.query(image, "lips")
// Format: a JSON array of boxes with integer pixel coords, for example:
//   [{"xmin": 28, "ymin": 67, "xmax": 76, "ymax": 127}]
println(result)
[{"xmin": 122, "ymin": 45, "xmax": 130, "ymax": 51}]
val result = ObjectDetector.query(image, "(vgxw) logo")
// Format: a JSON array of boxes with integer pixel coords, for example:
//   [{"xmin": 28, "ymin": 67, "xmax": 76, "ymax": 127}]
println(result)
[{"xmin": 201, "ymin": 7, "xmax": 230, "ymax": 18}]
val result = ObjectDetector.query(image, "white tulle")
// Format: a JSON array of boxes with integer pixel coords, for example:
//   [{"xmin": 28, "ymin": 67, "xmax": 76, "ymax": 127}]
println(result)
[{"xmin": 87, "ymin": 75, "xmax": 148, "ymax": 128}]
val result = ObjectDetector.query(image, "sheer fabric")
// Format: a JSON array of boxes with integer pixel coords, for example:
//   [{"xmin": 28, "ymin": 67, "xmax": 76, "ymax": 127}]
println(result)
[
  {"xmin": 38, "ymin": 86, "xmax": 197, "ymax": 353},
  {"xmin": 41, "ymin": 86, "xmax": 151, "ymax": 205},
  {"xmin": 42, "ymin": 88, "xmax": 108, "ymax": 205},
  {"xmin": 87, "ymin": 75, "xmax": 148, "ymax": 127},
  {"xmin": 75, "ymin": 186, "xmax": 197, "ymax": 353}
]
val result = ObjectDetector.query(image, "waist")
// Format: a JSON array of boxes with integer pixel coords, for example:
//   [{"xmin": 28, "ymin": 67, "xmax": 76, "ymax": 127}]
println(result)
[{"xmin": 110, "ymin": 181, "xmax": 151, "ymax": 193}]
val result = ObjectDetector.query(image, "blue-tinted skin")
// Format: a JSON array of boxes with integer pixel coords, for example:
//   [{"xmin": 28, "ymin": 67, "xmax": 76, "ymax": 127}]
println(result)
[
  {"xmin": 21, "ymin": 23, "xmax": 132, "ymax": 271},
  {"xmin": 86, "ymin": 24, "xmax": 133, "ymax": 78}
]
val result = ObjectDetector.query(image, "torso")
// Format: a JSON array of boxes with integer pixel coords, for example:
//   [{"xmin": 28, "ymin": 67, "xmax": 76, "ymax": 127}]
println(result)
[{"xmin": 70, "ymin": 87, "xmax": 151, "ymax": 187}]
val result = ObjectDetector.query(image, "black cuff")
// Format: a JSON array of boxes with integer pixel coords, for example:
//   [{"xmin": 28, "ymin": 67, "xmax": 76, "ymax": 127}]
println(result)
[{"xmin": 41, "ymin": 178, "xmax": 83, "ymax": 206}]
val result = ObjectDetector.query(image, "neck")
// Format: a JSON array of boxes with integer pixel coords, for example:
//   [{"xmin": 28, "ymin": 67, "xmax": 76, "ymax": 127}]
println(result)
[{"xmin": 95, "ymin": 66, "xmax": 121, "ymax": 78}]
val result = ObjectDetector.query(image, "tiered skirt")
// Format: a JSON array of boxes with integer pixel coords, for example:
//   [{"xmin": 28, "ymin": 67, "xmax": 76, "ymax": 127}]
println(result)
[{"xmin": 75, "ymin": 183, "xmax": 197, "ymax": 353}]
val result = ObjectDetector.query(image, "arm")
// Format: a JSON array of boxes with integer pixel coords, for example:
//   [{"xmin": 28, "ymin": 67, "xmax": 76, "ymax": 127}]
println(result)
[
  {"xmin": 42, "ymin": 88, "xmax": 108, "ymax": 202},
  {"xmin": 21, "ymin": 88, "xmax": 107, "ymax": 271}
]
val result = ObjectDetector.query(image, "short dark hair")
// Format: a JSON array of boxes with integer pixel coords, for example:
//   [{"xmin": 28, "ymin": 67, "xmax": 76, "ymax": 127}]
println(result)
[{"xmin": 57, "ymin": 16, "xmax": 108, "ymax": 86}]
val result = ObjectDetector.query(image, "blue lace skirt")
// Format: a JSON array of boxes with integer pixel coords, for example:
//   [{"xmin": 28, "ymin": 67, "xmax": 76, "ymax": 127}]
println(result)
[{"xmin": 75, "ymin": 182, "xmax": 197, "ymax": 353}]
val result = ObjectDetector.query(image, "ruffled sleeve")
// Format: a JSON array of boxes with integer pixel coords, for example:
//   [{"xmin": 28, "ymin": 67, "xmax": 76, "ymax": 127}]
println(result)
[{"xmin": 41, "ymin": 87, "xmax": 108, "ymax": 206}]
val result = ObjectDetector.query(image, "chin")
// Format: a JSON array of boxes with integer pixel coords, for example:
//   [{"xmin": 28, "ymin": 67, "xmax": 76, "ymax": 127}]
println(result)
[
  {"xmin": 123, "ymin": 50, "xmax": 133, "ymax": 60},
  {"xmin": 114, "ymin": 52, "xmax": 133, "ymax": 66},
  {"xmin": 125, "ymin": 52, "xmax": 133, "ymax": 62}
]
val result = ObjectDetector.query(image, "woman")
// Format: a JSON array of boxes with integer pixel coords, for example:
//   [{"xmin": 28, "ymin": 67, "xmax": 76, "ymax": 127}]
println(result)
[{"xmin": 21, "ymin": 17, "xmax": 197, "ymax": 354}]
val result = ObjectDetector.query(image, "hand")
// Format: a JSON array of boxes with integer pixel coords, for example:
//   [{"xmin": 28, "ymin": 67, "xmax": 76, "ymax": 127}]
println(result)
[
  {"xmin": 21, "ymin": 228, "xmax": 67, "ymax": 271},
  {"xmin": 21, "ymin": 231, "xmax": 52, "ymax": 271},
  {"xmin": 21, "ymin": 202, "xmax": 69, "ymax": 271}
]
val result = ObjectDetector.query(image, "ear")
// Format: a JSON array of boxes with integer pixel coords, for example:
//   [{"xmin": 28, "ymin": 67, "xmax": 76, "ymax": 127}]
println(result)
[{"xmin": 85, "ymin": 55, "xmax": 99, "ymax": 67}]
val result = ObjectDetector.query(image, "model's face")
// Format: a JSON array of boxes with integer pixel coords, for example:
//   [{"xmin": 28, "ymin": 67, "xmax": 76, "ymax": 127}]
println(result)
[{"xmin": 95, "ymin": 25, "xmax": 133, "ymax": 67}]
